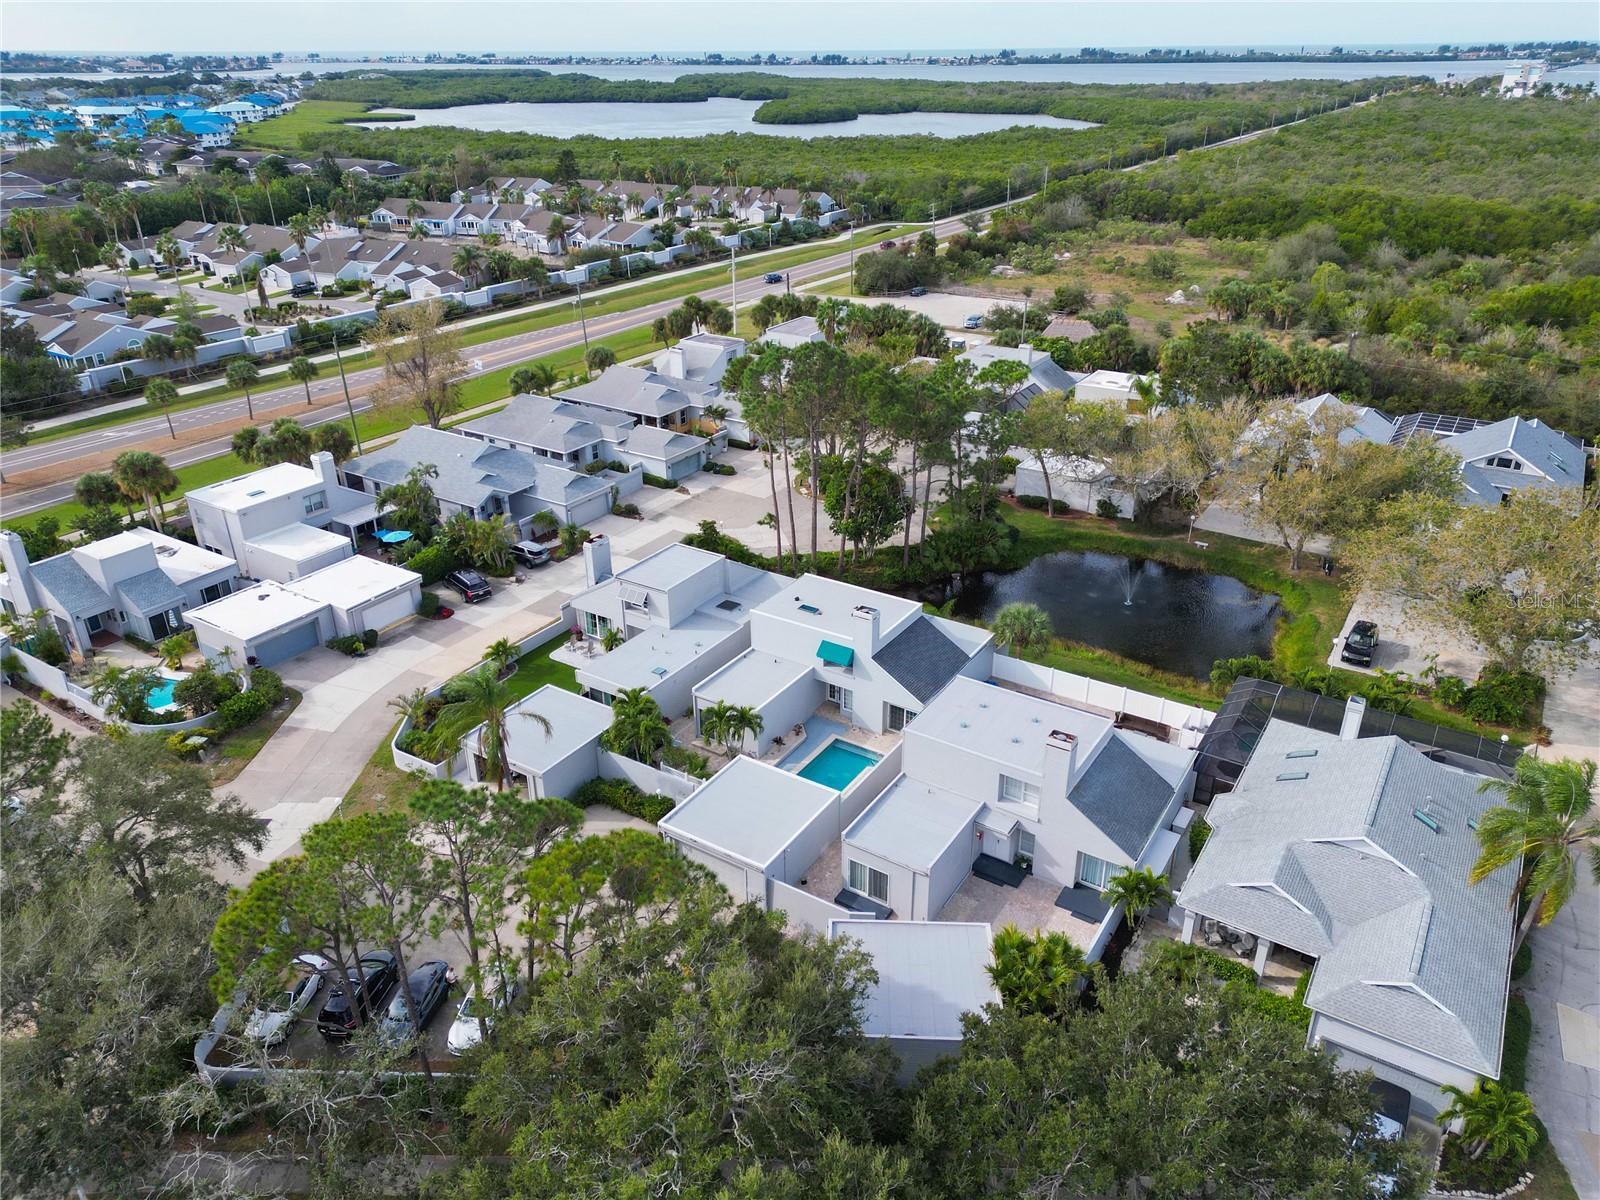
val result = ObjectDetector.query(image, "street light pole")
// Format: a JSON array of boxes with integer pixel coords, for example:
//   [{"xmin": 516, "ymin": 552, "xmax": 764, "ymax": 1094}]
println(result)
[
  {"xmin": 573, "ymin": 276, "xmax": 590, "ymax": 352},
  {"xmin": 332, "ymin": 331, "xmax": 361, "ymax": 452},
  {"xmin": 729, "ymin": 242, "xmax": 737, "ymax": 322}
]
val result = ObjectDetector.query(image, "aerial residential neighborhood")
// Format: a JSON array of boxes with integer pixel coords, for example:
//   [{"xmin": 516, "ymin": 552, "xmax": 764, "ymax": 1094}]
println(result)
[{"xmin": 1, "ymin": 8, "xmax": 1597, "ymax": 1200}]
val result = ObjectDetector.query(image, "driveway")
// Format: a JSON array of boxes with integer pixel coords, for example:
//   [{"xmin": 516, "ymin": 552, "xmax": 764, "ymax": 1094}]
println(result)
[{"xmin": 1324, "ymin": 588, "xmax": 1488, "ymax": 680}]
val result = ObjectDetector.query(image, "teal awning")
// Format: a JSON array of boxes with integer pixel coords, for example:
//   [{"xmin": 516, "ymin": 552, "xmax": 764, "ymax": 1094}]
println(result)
[{"xmin": 817, "ymin": 639, "xmax": 854, "ymax": 667}]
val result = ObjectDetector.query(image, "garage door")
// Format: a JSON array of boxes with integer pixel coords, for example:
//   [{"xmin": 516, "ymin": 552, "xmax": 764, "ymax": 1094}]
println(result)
[
  {"xmin": 355, "ymin": 590, "xmax": 416, "ymax": 633},
  {"xmin": 568, "ymin": 491, "xmax": 614, "ymax": 527},
  {"xmin": 251, "ymin": 619, "xmax": 321, "ymax": 667}
]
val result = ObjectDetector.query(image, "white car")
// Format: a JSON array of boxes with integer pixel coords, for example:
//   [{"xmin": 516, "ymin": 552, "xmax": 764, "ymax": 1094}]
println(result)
[
  {"xmin": 446, "ymin": 977, "xmax": 521, "ymax": 1056},
  {"xmin": 244, "ymin": 954, "xmax": 333, "ymax": 1049}
]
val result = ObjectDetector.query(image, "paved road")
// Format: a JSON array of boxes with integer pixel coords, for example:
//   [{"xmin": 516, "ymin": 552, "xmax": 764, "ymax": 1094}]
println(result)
[{"xmin": 0, "ymin": 218, "xmax": 966, "ymax": 514}]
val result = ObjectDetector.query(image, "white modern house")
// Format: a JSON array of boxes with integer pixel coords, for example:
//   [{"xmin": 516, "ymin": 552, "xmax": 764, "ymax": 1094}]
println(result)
[
  {"xmin": 185, "ymin": 555, "xmax": 421, "ymax": 668},
  {"xmin": 761, "ymin": 315, "xmax": 824, "ymax": 348},
  {"xmin": 561, "ymin": 539, "xmax": 787, "ymax": 717},
  {"xmin": 652, "ymin": 332, "xmax": 746, "ymax": 387},
  {"xmin": 340, "ymin": 425, "xmax": 617, "ymax": 532},
  {"xmin": 829, "ymin": 919, "xmax": 999, "ymax": 1082},
  {"xmin": 187, "ymin": 454, "xmax": 379, "ymax": 584},
  {"xmin": 1176, "ymin": 711, "xmax": 1517, "ymax": 1120},
  {"xmin": 463, "ymin": 683, "xmax": 614, "ymax": 799},
  {"xmin": 0, "ymin": 527, "xmax": 240, "ymax": 653}
]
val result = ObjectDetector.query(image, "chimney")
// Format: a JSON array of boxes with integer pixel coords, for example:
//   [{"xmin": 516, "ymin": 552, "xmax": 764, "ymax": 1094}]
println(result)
[
  {"xmin": 0, "ymin": 530, "xmax": 40, "ymax": 612},
  {"xmin": 1042, "ymin": 729, "xmax": 1077, "ymax": 807},
  {"xmin": 850, "ymin": 604, "xmax": 880, "ymax": 656},
  {"xmin": 660, "ymin": 346, "xmax": 685, "ymax": 379},
  {"xmin": 1340, "ymin": 694, "xmax": 1367, "ymax": 741},
  {"xmin": 1019, "ymin": 342, "xmax": 1035, "ymax": 364},
  {"xmin": 582, "ymin": 533, "xmax": 613, "ymax": 588},
  {"xmin": 310, "ymin": 449, "xmax": 339, "ymax": 489}
]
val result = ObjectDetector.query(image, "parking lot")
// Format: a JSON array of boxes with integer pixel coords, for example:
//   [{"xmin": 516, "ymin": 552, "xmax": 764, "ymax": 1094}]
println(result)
[{"xmin": 856, "ymin": 289, "xmax": 1005, "ymax": 332}]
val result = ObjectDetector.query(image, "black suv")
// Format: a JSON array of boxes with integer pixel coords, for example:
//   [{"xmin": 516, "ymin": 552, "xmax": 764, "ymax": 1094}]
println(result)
[
  {"xmin": 378, "ymin": 960, "xmax": 454, "ymax": 1045},
  {"xmin": 317, "ymin": 950, "xmax": 398, "ymax": 1040},
  {"xmin": 1341, "ymin": 620, "xmax": 1379, "ymax": 667},
  {"xmin": 445, "ymin": 569, "xmax": 492, "ymax": 603}
]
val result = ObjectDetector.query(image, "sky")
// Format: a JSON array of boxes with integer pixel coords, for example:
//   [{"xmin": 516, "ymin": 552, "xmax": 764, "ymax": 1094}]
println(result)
[{"xmin": 3, "ymin": 1, "xmax": 1596, "ymax": 57}]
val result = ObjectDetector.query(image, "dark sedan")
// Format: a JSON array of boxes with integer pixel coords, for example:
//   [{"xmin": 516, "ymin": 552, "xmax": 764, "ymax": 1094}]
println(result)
[
  {"xmin": 316, "ymin": 951, "xmax": 398, "ymax": 1040},
  {"xmin": 378, "ymin": 960, "xmax": 455, "ymax": 1045}
]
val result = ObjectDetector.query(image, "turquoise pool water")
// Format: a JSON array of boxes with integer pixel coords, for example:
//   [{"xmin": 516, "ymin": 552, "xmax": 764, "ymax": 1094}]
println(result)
[
  {"xmin": 795, "ymin": 739, "xmax": 881, "ymax": 791},
  {"xmin": 146, "ymin": 679, "xmax": 179, "ymax": 711}
]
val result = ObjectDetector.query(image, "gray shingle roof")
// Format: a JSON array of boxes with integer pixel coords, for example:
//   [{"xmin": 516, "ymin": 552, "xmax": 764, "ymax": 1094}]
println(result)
[
  {"xmin": 30, "ymin": 554, "xmax": 112, "ymax": 616},
  {"xmin": 116, "ymin": 568, "xmax": 185, "ymax": 614},
  {"xmin": 556, "ymin": 366, "xmax": 717, "ymax": 420},
  {"xmin": 343, "ymin": 425, "xmax": 609, "ymax": 511},
  {"xmin": 459, "ymin": 393, "xmax": 606, "ymax": 454},
  {"xmin": 1177, "ymin": 720, "xmax": 1515, "ymax": 1076},
  {"xmin": 1070, "ymin": 733, "xmax": 1177, "ymax": 857},
  {"xmin": 873, "ymin": 615, "xmax": 970, "ymax": 704}
]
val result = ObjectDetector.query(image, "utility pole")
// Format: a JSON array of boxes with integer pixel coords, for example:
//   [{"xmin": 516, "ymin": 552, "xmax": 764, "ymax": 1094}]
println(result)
[
  {"xmin": 728, "ymin": 242, "xmax": 737, "ymax": 322},
  {"xmin": 573, "ymin": 275, "xmax": 590, "ymax": 352},
  {"xmin": 332, "ymin": 331, "xmax": 361, "ymax": 452}
]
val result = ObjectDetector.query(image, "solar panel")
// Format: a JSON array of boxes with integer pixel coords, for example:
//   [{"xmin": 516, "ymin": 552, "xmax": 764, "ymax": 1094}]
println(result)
[{"xmin": 1389, "ymin": 411, "xmax": 1487, "ymax": 445}]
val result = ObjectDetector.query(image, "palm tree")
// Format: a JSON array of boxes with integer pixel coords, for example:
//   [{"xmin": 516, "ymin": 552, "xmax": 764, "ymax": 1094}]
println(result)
[
  {"xmin": 1437, "ymin": 1081, "xmax": 1539, "ymax": 1163},
  {"xmin": 145, "ymin": 379, "xmax": 179, "ymax": 440},
  {"xmin": 1099, "ymin": 867, "xmax": 1174, "ymax": 933},
  {"xmin": 599, "ymin": 687, "xmax": 671, "ymax": 765},
  {"xmin": 154, "ymin": 233, "xmax": 182, "ymax": 278},
  {"xmin": 421, "ymin": 665, "xmax": 551, "ymax": 792},
  {"xmin": 226, "ymin": 358, "xmax": 261, "ymax": 420},
  {"xmin": 111, "ymin": 450, "xmax": 178, "ymax": 528},
  {"xmin": 232, "ymin": 425, "xmax": 262, "ymax": 464},
  {"xmin": 452, "ymin": 245, "xmax": 484, "ymax": 287},
  {"xmin": 701, "ymin": 701, "xmax": 763, "ymax": 757},
  {"xmin": 601, "ymin": 627, "xmax": 625, "ymax": 653},
  {"xmin": 287, "ymin": 355, "xmax": 320, "ymax": 404},
  {"xmin": 509, "ymin": 362, "xmax": 559, "ymax": 396},
  {"xmin": 216, "ymin": 224, "xmax": 248, "ymax": 257},
  {"xmin": 1469, "ymin": 755, "xmax": 1600, "ymax": 954},
  {"xmin": 484, "ymin": 638, "xmax": 519, "ymax": 679},
  {"xmin": 466, "ymin": 516, "xmax": 516, "ymax": 574},
  {"xmin": 990, "ymin": 602, "xmax": 1053, "ymax": 657},
  {"xmin": 987, "ymin": 924, "xmax": 1086, "ymax": 1018},
  {"xmin": 387, "ymin": 686, "xmax": 432, "ymax": 729},
  {"xmin": 584, "ymin": 344, "xmax": 617, "ymax": 377}
]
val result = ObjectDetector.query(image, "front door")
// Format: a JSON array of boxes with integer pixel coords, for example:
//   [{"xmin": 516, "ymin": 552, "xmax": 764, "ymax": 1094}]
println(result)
[{"xmin": 827, "ymin": 683, "xmax": 853, "ymax": 714}]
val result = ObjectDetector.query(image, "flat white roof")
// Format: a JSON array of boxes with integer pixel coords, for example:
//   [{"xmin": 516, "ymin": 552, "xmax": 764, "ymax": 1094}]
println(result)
[
  {"xmin": 185, "ymin": 580, "xmax": 327, "ymax": 641},
  {"xmin": 909, "ymin": 676, "xmax": 1112, "ymax": 778},
  {"xmin": 844, "ymin": 773, "xmax": 981, "ymax": 871},
  {"xmin": 751, "ymin": 572, "xmax": 921, "ymax": 642},
  {"xmin": 113, "ymin": 527, "xmax": 236, "ymax": 584},
  {"xmin": 829, "ymin": 920, "xmax": 999, "ymax": 1041},
  {"xmin": 188, "ymin": 462, "xmax": 323, "ymax": 511},
  {"xmin": 661, "ymin": 757, "xmax": 837, "ymax": 870},
  {"xmin": 494, "ymin": 685, "xmax": 612, "ymax": 775},
  {"xmin": 693, "ymin": 649, "xmax": 812, "ymax": 709},
  {"xmin": 579, "ymin": 612, "xmax": 744, "ymax": 692},
  {"xmin": 613, "ymin": 542, "xmax": 723, "ymax": 591},
  {"xmin": 245, "ymin": 522, "xmax": 351, "ymax": 559},
  {"xmin": 284, "ymin": 554, "xmax": 420, "ymax": 608}
]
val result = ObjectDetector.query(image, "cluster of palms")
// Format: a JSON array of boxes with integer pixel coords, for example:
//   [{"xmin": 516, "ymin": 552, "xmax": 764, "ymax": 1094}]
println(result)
[
  {"xmin": 697, "ymin": 701, "xmax": 763, "ymax": 759},
  {"xmin": 650, "ymin": 296, "xmax": 734, "ymax": 346},
  {"xmin": 449, "ymin": 244, "xmax": 549, "ymax": 294},
  {"xmin": 231, "ymin": 416, "xmax": 354, "ymax": 469},
  {"xmin": 599, "ymin": 688, "xmax": 673, "ymax": 766},
  {"xmin": 440, "ymin": 510, "xmax": 517, "ymax": 575},
  {"xmin": 987, "ymin": 925, "xmax": 1088, "ymax": 1018}
]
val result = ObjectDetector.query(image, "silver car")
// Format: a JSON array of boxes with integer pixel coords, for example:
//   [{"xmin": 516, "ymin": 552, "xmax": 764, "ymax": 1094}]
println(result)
[
  {"xmin": 244, "ymin": 954, "xmax": 332, "ymax": 1049},
  {"xmin": 446, "ymin": 976, "xmax": 521, "ymax": 1056}
]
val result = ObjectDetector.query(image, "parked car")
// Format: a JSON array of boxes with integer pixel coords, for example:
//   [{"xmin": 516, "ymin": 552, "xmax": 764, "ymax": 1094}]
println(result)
[
  {"xmin": 244, "ymin": 953, "xmax": 332, "ymax": 1049},
  {"xmin": 447, "ymin": 975, "xmax": 523, "ymax": 1056},
  {"xmin": 511, "ymin": 540, "xmax": 550, "ymax": 568},
  {"xmin": 762, "ymin": 271, "xmax": 783, "ymax": 284},
  {"xmin": 445, "ymin": 569, "xmax": 492, "ymax": 603},
  {"xmin": 289, "ymin": 281, "xmax": 316, "ymax": 297},
  {"xmin": 316, "ymin": 950, "xmax": 398, "ymax": 1040},
  {"xmin": 878, "ymin": 239, "xmax": 897, "ymax": 249},
  {"xmin": 1341, "ymin": 620, "xmax": 1379, "ymax": 667},
  {"xmin": 909, "ymin": 285, "xmax": 928, "ymax": 296},
  {"xmin": 964, "ymin": 314, "xmax": 983, "ymax": 329},
  {"xmin": 378, "ymin": 960, "xmax": 454, "ymax": 1045}
]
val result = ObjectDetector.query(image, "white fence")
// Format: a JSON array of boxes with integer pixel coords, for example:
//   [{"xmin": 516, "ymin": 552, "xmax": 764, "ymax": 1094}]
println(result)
[
  {"xmin": 597, "ymin": 749, "xmax": 701, "ymax": 803},
  {"xmin": 5, "ymin": 644, "xmax": 213, "ymax": 732},
  {"xmin": 76, "ymin": 329, "xmax": 296, "ymax": 393},
  {"xmin": 767, "ymin": 878, "xmax": 852, "ymax": 936},
  {"xmin": 990, "ymin": 654, "xmax": 1215, "ymax": 747},
  {"xmin": 838, "ymin": 741, "xmax": 902, "ymax": 825}
]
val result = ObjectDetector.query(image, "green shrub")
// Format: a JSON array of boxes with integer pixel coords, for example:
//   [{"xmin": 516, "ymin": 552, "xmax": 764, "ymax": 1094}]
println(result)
[
  {"xmin": 1210, "ymin": 655, "xmax": 1280, "ymax": 691},
  {"xmin": 1015, "ymin": 493, "xmax": 1050, "ymax": 511},
  {"xmin": 405, "ymin": 541, "xmax": 457, "ymax": 585},
  {"xmin": 702, "ymin": 462, "xmax": 735, "ymax": 476},
  {"xmin": 418, "ymin": 591, "xmax": 441, "ymax": 618},
  {"xmin": 361, "ymin": 628, "xmax": 379, "ymax": 649},
  {"xmin": 642, "ymin": 472, "xmax": 676, "ymax": 489},
  {"xmin": 1502, "ymin": 995, "xmax": 1531, "ymax": 1092},
  {"xmin": 1227, "ymin": 980, "xmax": 1312, "ymax": 1030},
  {"xmin": 166, "ymin": 728, "xmax": 212, "ymax": 758},
  {"xmin": 726, "ymin": 438, "xmax": 755, "ymax": 451},
  {"xmin": 1510, "ymin": 942, "xmax": 1532, "ymax": 982},
  {"xmin": 172, "ymin": 663, "xmax": 241, "ymax": 716},
  {"xmin": 216, "ymin": 689, "xmax": 270, "ymax": 731},
  {"xmin": 1464, "ymin": 666, "xmax": 1545, "ymax": 726},
  {"xmin": 1188, "ymin": 815, "xmax": 1212, "ymax": 861},
  {"xmin": 659, "ymin": 743, "xmax": 712, "ymax": 779},
  {"xmin": 572, "ymin": 776, "xmax": 675, "ymax": 823},
  {"xmin": 326, "ymin": 634, "xmax": 365, "ymax": 656},
  {"xmin": 247, "ymin": 668, "xmax": 284, "ymax": 705},
  {"xmin": 1095, "ymin": 498, "xmax": 1121, "ymax": 520},
  {"xmin": 611, "ymin": 502, "xmax": 641, "ymax": 517},
  {"xmin": 1431, "ymin": 673, "xmax": 1470, "ymax": 709}
]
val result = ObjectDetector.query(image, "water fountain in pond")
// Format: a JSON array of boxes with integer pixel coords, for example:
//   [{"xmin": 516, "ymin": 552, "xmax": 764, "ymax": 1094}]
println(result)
[{"xmin": 1118, "ymin": 559, "xmax": 1141, "ymax": 606}]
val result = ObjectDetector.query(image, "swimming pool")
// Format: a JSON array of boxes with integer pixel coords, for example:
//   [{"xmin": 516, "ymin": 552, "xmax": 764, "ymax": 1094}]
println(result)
[
  {"xmin": 795, "ymin": 738, "xmax": 882, "ymax": 791},
  {"xmin": 146, "ymin": 678, "xmax": 179, "ymax": 711}
]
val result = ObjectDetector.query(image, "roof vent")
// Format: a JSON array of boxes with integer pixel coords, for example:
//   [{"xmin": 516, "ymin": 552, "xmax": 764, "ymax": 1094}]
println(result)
[
  {"xmin": 1467, "ymin": 816, "xmax": 1479, "ymax": 831},
  {"xmin": 1275, "ymin": 771, "xmax": 1309, "ymax": 781},
  {"xmin": 246, "ymin": 489, "xmax": 266, "ymax": 497},
  {"xmin": 1285, "ymin": 749, "xmax": 1317, "ymax": 759},
  {"xmin": 798, "ymin": 603, "xmax": 820, "ymax": 615},
  {"xmin": 1412, "ymin": 809, "xmax": 1441, "ymax": 833}
]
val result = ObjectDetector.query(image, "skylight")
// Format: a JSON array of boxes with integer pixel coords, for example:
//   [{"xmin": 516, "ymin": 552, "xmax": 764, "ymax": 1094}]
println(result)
[
  {"xmin": 1412, "ymin": 809, "xmax": 1441, "ymax": 833},
  {"xmin": 1285, "ymin": 749, "xmax": 1318, "ymax": 759},
  {"xmin": 1275, "ymin": 771, "xmax": 1309, "ymax": 781}
]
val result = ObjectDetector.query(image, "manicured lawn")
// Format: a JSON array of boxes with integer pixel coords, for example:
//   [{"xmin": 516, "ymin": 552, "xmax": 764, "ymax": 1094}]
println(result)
[
  {"xmin": 501, "ymin": 635, "xmax": 580, "ymax": 702},
  {"xmin": 208, "ymin": 688, "xmax": 303, "ymax": 785}
]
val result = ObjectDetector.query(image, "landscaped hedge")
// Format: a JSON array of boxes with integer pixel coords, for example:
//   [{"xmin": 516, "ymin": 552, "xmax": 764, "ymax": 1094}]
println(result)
[
  {"xmin": 404, "ymin": 541, "xmax": 457, "ymax": 585},
  {"xmin": 573, "ymin": 776, "xmax": 675, "ymax": 824},
  {"xmin": 642, "ymin": 472, "xmax": 676, "ymax": 489}
]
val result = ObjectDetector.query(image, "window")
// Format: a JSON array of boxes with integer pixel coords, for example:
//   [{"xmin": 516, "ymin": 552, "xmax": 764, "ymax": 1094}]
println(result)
[
  {"xmin": 848, "ymin": 860, "xmax": 889, "ymax": 903},
  {"xmin": 303, "ymin": 490, "xmax": 327, "ymax": 515},
  {"xmin": 826, "ymin": 683, "xmax": 853, "ymax": 712},
  {"xmin": 582, "ymin": 611, "xmax": 611, "ymax": 638},
  {"xmin": 1019, "ymin": 829, "xmax": 1036, "ymax": 858},
  {"xmin": 1078, "ymin": 853, "xmax": 1126, "ymax": 892},
  {"xmin": 1486, "ymin": 455, "xmax": 1521, "ymax": 471},
  {"xmin": 886, "ymin": 704, "xmax": 916, "ymax": 732},
  {"xmin": 999, "ymin": 774, "xmax": 1041, "ymax": 810},
  {"xmin": 201, "ymin": 580, "xmax": 231, "ymax": 603}
]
